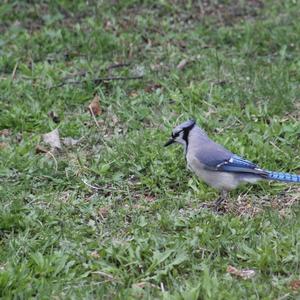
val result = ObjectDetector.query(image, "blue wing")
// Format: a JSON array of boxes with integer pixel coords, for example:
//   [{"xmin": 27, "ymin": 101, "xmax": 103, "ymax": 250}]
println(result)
[
  {"xmin": 215, "ymin": 155, "xmax": 267, "ymax": 175},
  {"xmin": 193, "ymin": 136, "xmax": 267, "ymax": 176}
]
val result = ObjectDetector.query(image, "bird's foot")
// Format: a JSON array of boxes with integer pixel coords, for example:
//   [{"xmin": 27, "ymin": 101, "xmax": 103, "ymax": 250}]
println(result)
[
  {"xmin": 214, "ymin": 197, "xmax": 224, "ymax": 208},
  {"xmin": 199, "ymin": 191, "xmax": 228, "ymax": 213},
  {"xmin": 199, "ymin": 198, "xmax": 225, "ymax": 211},
  {"xmin": 213, "ymin": 196, "xmax": 227, "ymax": 213}
]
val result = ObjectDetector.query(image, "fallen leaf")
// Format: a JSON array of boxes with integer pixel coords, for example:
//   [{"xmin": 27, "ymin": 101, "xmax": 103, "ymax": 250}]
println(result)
[
  {"xmin": 227, "ymin": 265, "xmax": 256, "ymax": 279},
  {"xmin": 42, "ymin": 128, "xmax": 62, "ymax": 150},
  {"xmin": 0, "ymin": 142, "xmax": 8, "ymax": 149},
  {"xmin": 48, "ymin": 111, "xmax": 60, "ymax": 123},
  {"xmin": 98, "ymin": 207, "xmax": 110, "ymax": 219},
  {"xmin": 35, "ymin": 144, "xmax": 48, "ymax": 154},
  {"xmin": 150, "ymin": 63, "xmax": 164, "ymax": 71},
  {"xmin": 59, "ymin": 191, "xmax": 71, "ymax": 203},
  {"xmin": 88, "ymin": 95, "xmax": 102, "ymax": 116},
  {"xmin": 290, "ymin": 279, "xmax": 300, "ymax": 291},
  {"xmin": 104, "ymin": 19, "xmax": 113, "ymax": 31},
  {"xmin": 144, "ymin": 83, "xmax": 162, "ymax": 93},
  {"xmin": 177, "ymin": 40, "xmax": 187, "ymax": 49},
  {"xmin": 129, "ymin": 91, "xmax": 139, "ymax": 97},
  {"xmin": 145, "ymin": 195, "xmax": 156, "ymax": 202},
  {"xmin": 90, "ymin": 251, "xmax": 100, "ymax": 258},
  {"xmin": 177, "ymin": 59, "xmax": 188, "ymax": 70},
  {"xmin": 0, "ymin": 129, "xmax": 11, "ymax": 137},
  {"xmin": 62, "ymin": 137, "xmax": 79, "ymax": 146},
  {"xmin": 141, "ymin": 35, "xmax": 152, "ymax": 47}
]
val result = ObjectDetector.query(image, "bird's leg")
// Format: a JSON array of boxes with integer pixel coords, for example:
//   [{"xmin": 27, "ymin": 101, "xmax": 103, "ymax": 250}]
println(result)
[{"xmin": 214, "ymin": 190, "xmax": 228, "ymax": 210}]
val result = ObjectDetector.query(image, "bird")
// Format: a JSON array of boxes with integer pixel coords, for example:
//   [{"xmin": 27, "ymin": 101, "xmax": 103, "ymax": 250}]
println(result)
[{"xmin": 164, "ymin": 119, "xmax": 300, "ymax": 207}]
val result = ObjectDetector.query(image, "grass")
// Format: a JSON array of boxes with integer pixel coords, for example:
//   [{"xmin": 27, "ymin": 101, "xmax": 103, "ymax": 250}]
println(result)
[{"xmin": 1, "ymin": 0, "xmax": 300, "ymax": 299}]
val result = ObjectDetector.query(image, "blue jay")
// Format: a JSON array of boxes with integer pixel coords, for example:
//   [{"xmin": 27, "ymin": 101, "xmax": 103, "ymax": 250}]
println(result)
[{"xmin": 165, "ymin": 120, "xmax": 300, "ymax": 206}]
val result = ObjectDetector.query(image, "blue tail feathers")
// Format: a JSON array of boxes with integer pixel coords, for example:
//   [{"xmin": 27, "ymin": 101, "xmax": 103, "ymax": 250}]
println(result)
[{"xmin": 266, "ymin": 171, "xmax": 300, "ymax": 183}]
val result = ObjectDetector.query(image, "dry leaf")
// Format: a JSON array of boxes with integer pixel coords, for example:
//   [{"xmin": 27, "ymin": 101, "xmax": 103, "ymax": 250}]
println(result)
[
  {"xmin": 62, "ymin": 137, "xmax": 79, "ymax": 146},
  {"xmin": 144, "ymin": 83, "xmax": 162, "ymax": 93},
  {"xmin": 142, "ymin": 35, "xmax": 152, "ymax": 47},
  {"xmin": 145, "ymin": 195, "xmax": 156, "ymax": 202},
  {"xmin": 290, "ymin": 279, "xmax": 300, "ymax": 291},
  {"xmin": 59, "ymin": 191, "xmax": 71, "ymax": 203},
  {"xmin": 129, "ymin": 91, "xmax": 139, "ymax": 97},
  {"xmin": 150, "ymin": 63, "xmax": 164, "ymax": 71},
  {"xmin": 98, "ymin": 207, "xmax": 110, "ymax": 218},
  {"xmin": 0, "ymin": 129, "xmax": 11, "ymax": 137},
  {"xmin": 35, "ymin": 144, "xmax": 48, "ymax": 154},
  {"xmin": 104, "ymin": 19, "xmax": 113, "ymax": 31},
  {"xmin": 177, "ymin": 40, "xmax": 187, "ymax": 49},
  {"xmin": 227, "ymin": 265, "xmax": 256, "ymax": 279},
  {"xmin": 88, "ymin": 95, "xmax": 101, "ymax": 116},
  {"xmin": 42, "ymin": 128, "xmax": 62, "ymax": 150},
  {"xmin": 0, "ymin": 142, "xmax": 8, "ymax": 149},
  {"xmin": 177, "ymin": 59, "xmax": 188, "ymax": 70},
  {"xmin": 90, "ymin": 251, "xmax": 100, "ymax": 258}
]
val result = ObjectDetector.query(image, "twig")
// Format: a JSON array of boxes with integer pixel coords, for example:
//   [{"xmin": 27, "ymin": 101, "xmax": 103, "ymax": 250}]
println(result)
[
  {"xmin": 107, "ymin": 62, "xmax": 131, "ymax": 69},
  {"xmin": 269, "ymin": 141, "xmax": 288, "ymax": 157},
  {"xmin": 11, "ymin": 62, "xmax": 18, "ymax": 80},
  {"xmin": 88, "ymin": 105, "xmax": 109, "ymax": 148},
  {"xmin": 46, "ymin": 151, "xmax": 58, "ymax": 171},
  {"xmin": 133, "ymin": 282, "xmax": 160, "ymax": 289},
  {"xmin": 89, "ymin": 106, "xmax": 102, "ymax": 131},
  {"xmin": 81, "ymin": 179, "xmax": 103, "ymax": 190},
  {"xmin": 52, "ymin": 75, "xmax": 144, "ymax": 88},
  {"xmin": 63, "ymin": 70, "xmax": 87, "ymax": 80},
  {"xmin": 208, "ymin": 82, "xmax": 214, "ymax": 100},
  {"xmin": 210, "ymin": 79, "xmax": 231, "ymax": 86},
  {"xmin": 93, "ymin": 75, "xmax": 144, "ymax": 85},
  {"xmin": 81, "ymin": 178, "xmax": 120, "ymax": 194},
  {"xmin": 91, "ymin": 271, "xmax": 119, "ymax": 282}
]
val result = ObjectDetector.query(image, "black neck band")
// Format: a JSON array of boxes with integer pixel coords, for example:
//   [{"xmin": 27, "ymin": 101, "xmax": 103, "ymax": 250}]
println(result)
[{"xmin": 182, "ymin": 121, "xmax": 195, "ymax": 152}]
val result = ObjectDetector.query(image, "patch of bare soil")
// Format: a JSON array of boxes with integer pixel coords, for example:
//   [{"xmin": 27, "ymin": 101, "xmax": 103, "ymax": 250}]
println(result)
[
  {"xmin": 120, "ymin": 0, "xmax": 264, "ymax": 29},
  {"xmin": 221, "ymin": 186, "xmax": 300, "ymax": 217}
]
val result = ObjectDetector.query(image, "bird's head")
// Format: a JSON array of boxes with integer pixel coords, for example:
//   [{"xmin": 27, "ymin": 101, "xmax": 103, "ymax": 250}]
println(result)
[{"xmin": 164, "ymin": 119, "xmax": 196, "ymax": 147}]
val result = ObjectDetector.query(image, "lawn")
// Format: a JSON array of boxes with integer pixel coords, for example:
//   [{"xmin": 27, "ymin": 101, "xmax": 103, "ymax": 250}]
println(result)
[{"xmin": 1, "ymin": 0, "xmax": 300, "ymax": 299}]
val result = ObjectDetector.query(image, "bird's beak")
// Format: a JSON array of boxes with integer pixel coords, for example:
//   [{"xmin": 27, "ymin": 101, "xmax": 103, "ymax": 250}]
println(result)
[{"xmin": 164, "ymin": 138, "xmax": 175, "ymax": 147}]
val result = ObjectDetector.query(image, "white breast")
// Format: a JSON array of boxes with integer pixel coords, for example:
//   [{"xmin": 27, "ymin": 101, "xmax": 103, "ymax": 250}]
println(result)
[{"xmin": 187, "ymin": 155, "xmax": 241, "ymax": 191}]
